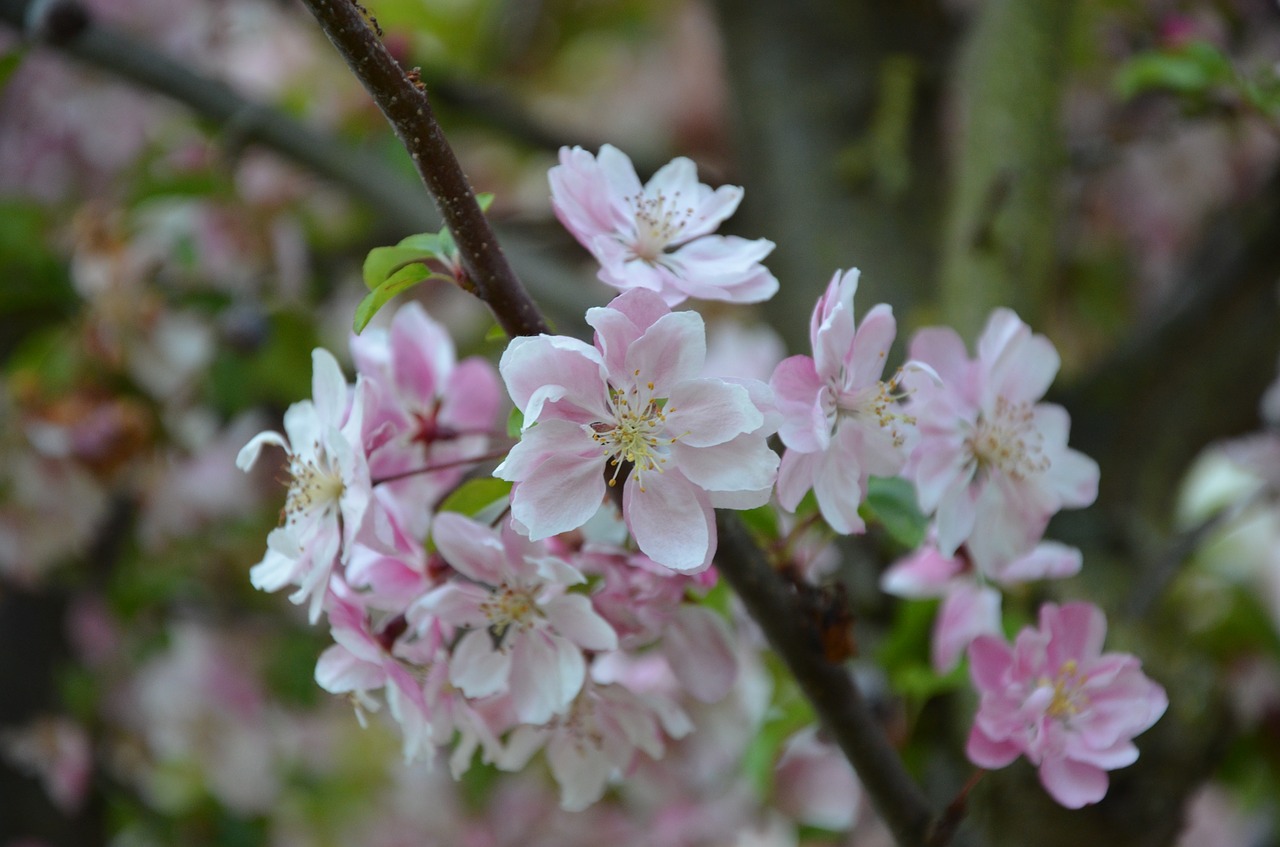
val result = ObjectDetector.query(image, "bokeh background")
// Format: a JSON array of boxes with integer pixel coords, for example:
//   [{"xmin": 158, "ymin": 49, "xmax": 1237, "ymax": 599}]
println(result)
[{"xmin": 1, "ymin": 0, "xmax": 1279, "ymax": 845}]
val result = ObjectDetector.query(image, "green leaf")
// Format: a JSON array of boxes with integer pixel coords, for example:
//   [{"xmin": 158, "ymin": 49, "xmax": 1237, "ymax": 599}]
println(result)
[
  {"xmin": 437, "ymin": 477, "xmax": 512, "ymax": 517},
  {"xmin": 353, "ymin": 264, "xmax": 448, "ymax": 333},
  {"xmin": 0, "ymin": 49, "xmax": 27, "ymax": 93},
  {"xmin": 1115, "ymin": 41, "xmax": 1235, "ymax": 100},
  {"xmin": 506, "ymin": 407, "xmax": 524, "ymax": 438},
  {"xmin": 362, "ymin": 246, "xmax": 430, "ymax": 291},
  {"xmin": 860, "ymin": 476, "xmax": 927, "ymax": 548},
  {"xmin": 741, "ymin": 656, "xmax": 817, "ymax": 795},
  {"xmin": 739, "ymin": 504, "xmax": 781, "ymax": 542},
  {"xmin": 475, "ymin": 192, "xmax": 495, "ymax": 213}
]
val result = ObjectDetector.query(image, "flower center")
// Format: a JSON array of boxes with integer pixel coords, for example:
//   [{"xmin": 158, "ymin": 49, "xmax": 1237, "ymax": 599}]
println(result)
[
  {"xmin": 966, "ymin": 396, "xmax": 1049, "ymax": 481},
  {"xmin": 1043, "ymin": 659, "xmax": 1089, "ymax": 720},
  {"xmin": 832, "ymin": 366, "xmax": 915, "ymax": 448},
  {"xmin": 589, "ymin": 373, "xmax": 679, "ymax": 492},
  {"xmin": 479, "ymin": 583, "xmax": 538, "ymax": 648},
  {"xmin": 283, "ymin": 444, "xmax": 345, "ymax": 523},
  {"xmin": 628, "ymin": 189, "xmax": 693, "ymax": 262}
]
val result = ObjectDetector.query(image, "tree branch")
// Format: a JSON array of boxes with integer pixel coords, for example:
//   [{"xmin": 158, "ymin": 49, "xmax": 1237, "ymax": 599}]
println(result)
[
  {"xmin": 296, "ymin": 0, "xmax": 547, "ymax": 338},
  {"xmin": 715, "ymin": 513, "xmax": 937, "ymax": 847}
]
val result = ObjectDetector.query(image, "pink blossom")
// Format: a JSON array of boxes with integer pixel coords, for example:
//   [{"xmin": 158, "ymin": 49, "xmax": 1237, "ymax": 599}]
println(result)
[
  {"xmin": 350, "ymin": 301, "xmax": 502, "ymax": 539},
  {"xmin": 772, "ymin": 269, "xmax": 926, "ymax": 534},
  {"xmin": 904, "ymin": 309, "xmax": 1099, "ymax": 558},
  {"xmin": 499, "ymin": 680, "xmax": 692, "ymax": 812},
  {"xmin": 314, "ymin": 591, "xmax": 434, "ymax": 761},
  {"xmin": 495, "ymin": 288, "xmax": 778, "ymax": 572},
  {"xmin": 579, "ymin": 545, "xmax": 738, "ymax": 702},
  {"xmin": 966, "ymin": 602, "xmax": 1167, "ymax": 808},
  {"xmin": 413, "ymin": 513, "xmax": 618, "ymax": 725},
  {"xmin": 237, "ymin": 349, "xmax": 372, "ymax": 621},
  {"xmin": 881, "ymin": 532, "xmax": 1082, "ymax": 672},
  {"xmin": 549, "ymin": 145, "xmax": 778, "ymax": 305},
  {"xmin": 773, "ymin": 726, "xmax": 862, "ymax": 831}
]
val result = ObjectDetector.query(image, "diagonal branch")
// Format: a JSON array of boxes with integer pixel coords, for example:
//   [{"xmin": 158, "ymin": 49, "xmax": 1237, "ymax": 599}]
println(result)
[
  {"xmin": 714, "ymin": 513, "xmax": 936, "ymax": 847},
  {"xmin": 296, "ymin": 0, "xmax": 547, "ymax": 338}
]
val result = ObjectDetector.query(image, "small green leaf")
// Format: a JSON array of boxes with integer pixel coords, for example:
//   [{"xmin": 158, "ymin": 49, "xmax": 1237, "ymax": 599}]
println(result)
[
  {"xmin": 475, "ymin": 192, "xmax": 495, "ymax": 213},
  {"xmin": 437, "ymin": 477, "xmax": 512, "ymax": 517},
  {"xmin": 353, "ymin": 264, "xmax": 447, "ymax": 333},
  {"xmin": 1115, "ymin": 41, "xmax": 1235, "ymax": 100},
  {"xmin": 861, "ymin": 476, "xmax": 927, "ymax": 549},
  {"xmin": 362, "ymin": 247, "xmax": 428, "ymax": 291}
]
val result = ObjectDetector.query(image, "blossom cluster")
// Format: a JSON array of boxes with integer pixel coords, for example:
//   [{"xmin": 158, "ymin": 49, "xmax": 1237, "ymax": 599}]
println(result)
[
  {"xmin": 240, "ymin": 144, "xmax": 1166, "ymax": 816},
  {"xmin": 238, "ymin": 301, "xmax": 743, "ymax": 810}
]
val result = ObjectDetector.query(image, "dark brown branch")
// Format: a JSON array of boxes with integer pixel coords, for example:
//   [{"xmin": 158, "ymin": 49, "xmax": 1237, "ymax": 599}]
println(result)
[
  {"xmin": 297, "ymin": 0, "xmax": 548, "ymax": 338},
  {"xmin": 714, "ymin": 513, "xmax": 936, "ymax": 847}
]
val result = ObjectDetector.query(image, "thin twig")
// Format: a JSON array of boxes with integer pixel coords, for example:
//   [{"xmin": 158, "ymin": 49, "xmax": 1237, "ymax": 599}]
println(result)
[{"xmin": 297, "ymin": 0, "xmax": 548, "ymax": 338}]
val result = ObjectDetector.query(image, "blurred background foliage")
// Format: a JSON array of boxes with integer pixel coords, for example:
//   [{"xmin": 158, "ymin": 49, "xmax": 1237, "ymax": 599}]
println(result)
[{"xmin": 1, "ymin": 0, "xmax": 1279, "ymax": 845}]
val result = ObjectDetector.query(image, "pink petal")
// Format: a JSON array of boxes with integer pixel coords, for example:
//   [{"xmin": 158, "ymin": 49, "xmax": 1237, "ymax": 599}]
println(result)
[
  {"xmin": 315, "ymin": 645, "xmax": 384, "ymax": 693},
  {"xmin": 968, "ymin": 634, "xmax": 1014, "ymax": 692},
  {"xmin": 933, "ymin": 584, "xmax": 1002, "ymax": 673},
  {"xmin": 666, "ymin": 379, "xmax": 764, "ymax": 448},
  {"xmin": 624, "ymin": 310, "xmax": 706, "ymax": 390},
  {"xmin": 965, "ymin": 724, "xmax": 1021, "ymax": 769},
  {"xmin": 507, "ymin": 453, "xmax": 609, "ymax": 541},
  {"xmin": 389, "ymin": 301, "xmax": 454, "ymax": 404},
  {"xmin": 770, "ymin": 354, "xmax": 829, "ymax": 453},
  {"xmin": 1037, "ymin": 756, "xmax": 1109, "ymax": 808},
  {"xmin": 416, "ymin": 583, "xmax": 490, "ymax": 629},
  {"xmin": 906, "ymin": 325, "xmax": 966, "ymax": 377},
  {"xmin": 509, "ymin": 631, "xmax": 584, "ymax": 724},
  {"xmin": 674, "ymin": 432, "xmax": 778, "ymax": 494},
  {"xmin": 662, "ymin": 605, "xmax": 737, "ymax": 703},
  {"xmin": 880, "ymin": 546, "xmax": 966, "ymax": 598},
  {"xmin": 846, "ymin": 303, "xmax": 896, "ymax": 387},
  {"xmin": 311, "ymin": 348, "xmax": 349, "ymax": 428},
  {"xmin": 542, "ymin": 594, "xmax": 618, "ymax": 652},
  {"xmin": 440, "ymin": 357, "xmax": 502, "ymax": 433},
  {"xmin": 776, "ymin": 449, "xmax": 822, "ymax": 512},
  {"xmin": 499, "ymin": 335, "xmax": 605, "ymax": 421},
  {"xmin": 431, "ymin": 513, "xmax": 508, "ymax": 584},
  {"xmin": 1043, "ymin": 602, "xmax": 1107, "ymax": 668},
  {"xmin": 813, "ymin": 450, "xmax": 865, "ymax": 534},
  {"xmin": 624, "ymin": 472, "xmax": 714, "ymax": 572},
  {"xmin": 450, "ymin": 628, "xmax": 512, "ymax": 699}
]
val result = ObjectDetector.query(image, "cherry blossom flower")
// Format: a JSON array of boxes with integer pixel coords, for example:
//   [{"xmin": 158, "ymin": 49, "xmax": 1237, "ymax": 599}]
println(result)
[
  {"xmin": 549, "ymin": 144, "xmax": 778, "ymax": 305},
  {"xmin": 771, "ymin": 268, "xmax": 927, "ymax": 533},
  {"xmin": 903, "ymin": 309, "xmax": 1099, "ymax": 559},
  {"xmin": 580, "ymin": 545, "xmax": 737, "ymax": 702},
  {"xmin": 966, "ymin": 602, "xmax": 1167, "ymax": 808},
  {"xmin": 237, "ymin": 348, "xmax": 371, "ymax": 621},
  {"xmin": 350, "ymin": 301, "xmax": 502, "ymax": 539},
  {"xmin": 773, "ymin": 726, "xmax": 862, "ymax": 831},
  {"xmin": 314, "ymin": 591, "xmax": 434, "ymax": 761},
  {"xmin": 413, "ymin": 513, "xmax": 618, "ymax": 725},
  {"xmin": 495, "ymin": 288, "xmax": 779, "ymax": 572},
  {"xmin": 498, "ymin": 679, "xmax": 692, "ymax": 812}
]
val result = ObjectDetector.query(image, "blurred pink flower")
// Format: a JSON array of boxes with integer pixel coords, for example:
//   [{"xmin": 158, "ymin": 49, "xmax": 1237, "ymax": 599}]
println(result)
[
  {"xmin": 549, "ymin": 145, "xmax": 778, "ymax": 305},
  {"xmin": 966, "ymin": 602, "xmax": 1167, "ymax": 808}
]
